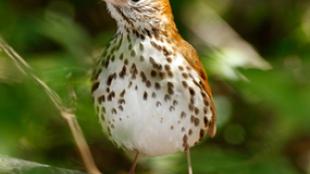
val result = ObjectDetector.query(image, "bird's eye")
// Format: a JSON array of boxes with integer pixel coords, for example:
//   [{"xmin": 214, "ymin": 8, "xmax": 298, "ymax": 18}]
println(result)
[{"xmin": 131, "ymin": 0, "xmax": 141, "ymax": 3}]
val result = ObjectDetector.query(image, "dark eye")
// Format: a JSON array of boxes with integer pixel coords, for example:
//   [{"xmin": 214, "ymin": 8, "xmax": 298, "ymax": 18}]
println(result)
[{"xmin": 131, "ymin": 0, "xmax": 140, "ymax": 2}]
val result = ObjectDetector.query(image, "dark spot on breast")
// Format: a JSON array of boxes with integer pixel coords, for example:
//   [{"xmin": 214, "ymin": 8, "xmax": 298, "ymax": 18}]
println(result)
[
  {"xmin": 139, "ymin": 43, "xmax": 144, "ymax": 51},
  {"xmin": 183, "ymin": 135, "xmax": 188, "ymax": 149},
  {"xmin": 118, "ymin": 105, "xmax": 124, "ymax": 111},
  {"xmin": 108, "ymin": 91, "xmax": 115, "ymax": 101},
  {"xmin": 203, "ymin": 107, "xmax": 208, "ymax": 114},
  {"xmin": 143, "ymin": 91, "xmax": 148, "ymax": 100},
  {"xmin": 101, "ymin": 106, "xmax": 106, "ymax": 113},
  {"xmin": 163, "ymin": 47, "xmax": 171, "ymax": 57},
  {"xmin": 120, "ymin": 90, "xmax": 126, "ymax": 97},
  {"xmin": 130, "ymin": 63, "xmax": 138, "ymax": 79},
  {"xmin": 119, "ymin": 65, "xmax": 127, "ymax": 78},
  {"xmin": 178, "ymin": 66, "xmax": 184, "ymax": 71},
  {"xmin": 98, "ymin": 95, "xmax": 105, "ymax": 103},
  {"xmin": 189, "ymin": 87, "xmax": 195, "ymax": 96},
  {"xmin": 167, "ymin": 82, "xmax": 174, "ymax": 95},
  {"xmin": 181, "ymin": 127, "xmax": 185, "ymax": 132},
  {"xmin": 91, "ymin": 82, "xmax": 100, "ymax": 93},
  {"xmin": 182, "ymin": 73, "xmax": 189, "ymax": 79},
  {"xmin": 118, "ymin": 99, "xmax": 125, "ymax": 105},
  {"xmin": 164, "ymin": 94, "xmax": 171, "ymax": 101},
  {"xmin": 111, "ymin": 55, "xmax": 115, "ymax": 62},
  {"xmin": 191, "ymin": 115, "xmax": 200, "ymax": 126},
  {"xmin": 144, "ymin": 29, "xmax": 151, "ymax": 37},
  {"xmin": 167, "ymin": 57, "xmax": 172, "ymax": 63},
  {"xmin": 182, "ymin": 81, "xmax": 188, "ymax": 88},
  {"xmin": 124, "ymin": 59, "xmax": 129, "ymax": 65},
  {"xmin": 194, "ymin": 107, "xmax": 200, "ymax": 115},
  {"xmin": 201, "ymin": 92, "xmax": 207, "ymax": 98},
  {"xmin": 150, "ymin": 41, "xmax": 162, "ymax": 51},
  {"xmin": 152, "ymin": 28, "xmax": 160, "ymax": 40},
  {"xmin": 128, "ymin": 81, "xmax": 133, "ymax": 88},
  {"xmin": 146, "ymin": 80, "xmax": 152, "ymax": 88},
  {"xmin": 204, "ymin": 116, "xmax": 209, "ymax": 126},
  {"xmin": 159, "ymin": 72, "xmax": 165, "ymax": 78},
  {"xmin": 188, "ymin": 129, "xmax": 193, "ymax": 135},
  {"xmin": 120, "ymin": 53, "xmax": 124, "ymax": 60},
  {"xmin": 173, "ymin": 100, "xmax": 178, "ymax": 106},
  {"xmin": 189, "ymin": 104, "xmax": 194, "ymax": 111},
  {"xmin": 101, "ymin": 113, "xmax": 105, "ymax": 121},
  {"xmin": 164, "ymin": 64, "xmax": 171, "ymax": 71},
  {"xmin": 107, "ymin": 73, "xmax": 116, "ymax": 86},
  {"xmin": 104, "ymin": 59, "xmax": 110, "ymax": 68},
  {"xmin": 91, "ymin": 69, "xmax": 101, "ymax": 81},
  {"xmin": 149, "ymin": 57, "xmax": 161, "ymax": 70},
  {"xmin": 204, "ymin": 99, "xmax": 210, "ymax": 106},
  {"xmin": 140, "ymin": 71, "xmax": 147, "ymax": 82},
  {"xmin": 150, "ymin": 70, "xmax": 157, "ymax": 77},
  {"xmin": 181, "ymin": 111, "xmax": 186, "ymax": 119},
  {"xmin": 106, "ymin": 87, "xmax": 110, "ymax": 93},
  {"xmin": 168, "ymin": 71, "xmax": 173, "ymax": 77},
  {"xmin": 199, "ymin": 129, "xmax": 205, "ymax": 140},
  {"xmin": 193, "ymin": 80, "xmax": 201, "ymax": 89},
  {"xmin": 155, "ymin": 82, "xmax": 161, "ymax": 90},
  {"xmin": 107, "ymin": 127, "xmax": 112, "ymax": 136},
  {"xmin": 140, "ymin": 55, "xmax": 145, "ymax": 62},
  {"xmin": 131, "ymin": 50, "xmax": 136, "ymax": 57},
  {"xmin": 112, "ymin": 108, "xmax": 117, "ymax": 114}
]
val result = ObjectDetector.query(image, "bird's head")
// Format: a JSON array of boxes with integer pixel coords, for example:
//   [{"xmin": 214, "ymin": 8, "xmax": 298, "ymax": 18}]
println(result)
[{"xmin": 103, "ymin": 0, "xmax": 176, "ymax": 31}]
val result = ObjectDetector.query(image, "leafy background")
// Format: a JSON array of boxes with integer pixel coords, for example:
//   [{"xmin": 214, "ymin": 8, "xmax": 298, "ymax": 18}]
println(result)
[{"xmin": 0, "ymin": 0, "xmax": 310, "ymax": 173}]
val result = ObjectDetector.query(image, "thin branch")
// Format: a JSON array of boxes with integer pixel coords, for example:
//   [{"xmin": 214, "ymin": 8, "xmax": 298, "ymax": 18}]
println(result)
[{"xmin": 0, "ymin": 37, "xmax": 102, "ymax": 174}]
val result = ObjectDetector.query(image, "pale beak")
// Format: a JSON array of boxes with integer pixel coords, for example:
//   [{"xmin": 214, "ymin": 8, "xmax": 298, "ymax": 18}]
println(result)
[{"xmin": 104, "ymin": 0, "xmax": 128, "ymax": 6}]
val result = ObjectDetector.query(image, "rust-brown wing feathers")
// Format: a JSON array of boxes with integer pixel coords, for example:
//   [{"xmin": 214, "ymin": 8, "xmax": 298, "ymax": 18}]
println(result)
[
  {"xmin": 178, "ymin": 38, "xmax": 217, "ymax": 137},
  {"xmin": 161, "ymin": 0, "xmax": 216, "ymax": 137}
]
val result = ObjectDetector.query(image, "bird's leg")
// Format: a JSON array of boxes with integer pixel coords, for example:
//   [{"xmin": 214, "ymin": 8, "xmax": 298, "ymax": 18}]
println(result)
[
  {"xmin": 128, "ymin": 151, "xmax": 139, "ymax": 174},
  {"xmin": 185, "ymin": 146, "xmax": 193, "ymax": 174}
]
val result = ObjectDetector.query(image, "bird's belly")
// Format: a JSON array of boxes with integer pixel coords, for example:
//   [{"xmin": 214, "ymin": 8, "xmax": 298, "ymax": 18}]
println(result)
[
  {"xmin": 94, "ymin": 71, "xmax": 210, "ymax": 156},
  {"xmin": 98, "ymin": 78, "xmax": 187, "ymax": 156},
  {"xmin": 92, "ymin": 46, "xmax": 212, "ymax": 156},
  {"xmin": 104, "ymin": 85, "xmax": 186, "ymax": 156}
]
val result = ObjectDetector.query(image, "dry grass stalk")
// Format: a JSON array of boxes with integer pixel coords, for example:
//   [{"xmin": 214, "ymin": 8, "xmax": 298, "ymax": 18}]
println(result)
[{"xmin": 0, "ymin": 37, "xmax": 102, "ymax": 174}]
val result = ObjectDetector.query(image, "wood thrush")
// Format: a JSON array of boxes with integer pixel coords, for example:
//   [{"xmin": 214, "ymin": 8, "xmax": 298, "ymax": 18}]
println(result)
[{"xmin": 92, "ymin": 0, "xmax": 216, "ymax": 173}]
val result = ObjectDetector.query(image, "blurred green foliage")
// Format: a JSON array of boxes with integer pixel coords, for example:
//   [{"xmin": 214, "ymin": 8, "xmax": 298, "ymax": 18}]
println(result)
[{"xmin": 0, "ymin": 0, "xmax": 310, "ymax": 174}]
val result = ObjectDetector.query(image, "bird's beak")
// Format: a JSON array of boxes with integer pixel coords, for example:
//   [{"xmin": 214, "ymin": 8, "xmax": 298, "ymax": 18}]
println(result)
[{"xmin": 104, "ymin": 0, "xmax": 128, "ymax": 6}]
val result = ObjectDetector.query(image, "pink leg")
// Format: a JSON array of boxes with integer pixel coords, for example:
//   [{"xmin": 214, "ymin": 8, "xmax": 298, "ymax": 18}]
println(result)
[
  {"xmin": 185, "ymin": 147, "xmax": 193, "ymax": 174},
  {"xmin": 128, "ymin": 151, "xmax": 139, "ymax": 174}
]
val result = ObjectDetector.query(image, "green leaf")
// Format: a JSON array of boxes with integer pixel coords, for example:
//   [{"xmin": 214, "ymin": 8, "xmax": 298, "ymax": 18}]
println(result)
[{"xmin": 0, "ymin": 156, "xmax": 86, "ymax": 174}]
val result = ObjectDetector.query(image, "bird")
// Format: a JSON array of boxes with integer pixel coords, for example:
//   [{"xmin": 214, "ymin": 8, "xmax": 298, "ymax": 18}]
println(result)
[{"xmin": 91, "ymin": 0, "xmax": 216, "ymax": 173}]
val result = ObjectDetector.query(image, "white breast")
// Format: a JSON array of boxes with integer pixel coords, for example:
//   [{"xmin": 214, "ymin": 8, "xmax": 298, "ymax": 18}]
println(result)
[{"xmin": 92, "ymin": 33, "xmax": 212, "ymax": 156}]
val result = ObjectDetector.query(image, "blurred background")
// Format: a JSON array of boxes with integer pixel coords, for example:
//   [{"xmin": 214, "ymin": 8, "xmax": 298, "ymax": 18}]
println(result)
[{"xmin": 0, "ymin": 0, "xmax": 310, "ymax": 173}]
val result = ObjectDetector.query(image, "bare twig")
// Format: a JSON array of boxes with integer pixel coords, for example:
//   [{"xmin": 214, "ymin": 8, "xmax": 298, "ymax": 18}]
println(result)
[{"xmin": 0, "ymin": 37, "xmax": 102, "ymax": 174}]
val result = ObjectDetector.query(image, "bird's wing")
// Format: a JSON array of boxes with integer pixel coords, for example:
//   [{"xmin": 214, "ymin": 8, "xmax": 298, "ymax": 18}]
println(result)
[{"xmin": 177, "ymin": 39, "xmax": 217, "ymax": 137}]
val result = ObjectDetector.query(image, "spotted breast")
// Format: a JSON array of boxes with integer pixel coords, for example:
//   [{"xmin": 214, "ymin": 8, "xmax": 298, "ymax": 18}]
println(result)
[{"xmin": 91, "ymin": 0, "xmax": 216, "ymax": 157}]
